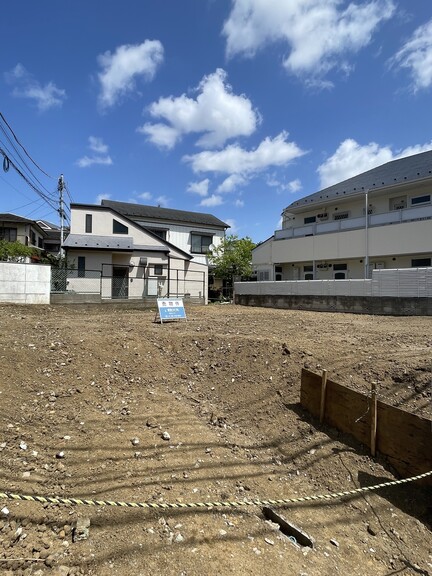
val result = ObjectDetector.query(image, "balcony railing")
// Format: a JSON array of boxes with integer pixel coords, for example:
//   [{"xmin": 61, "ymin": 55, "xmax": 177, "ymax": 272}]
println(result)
[{"xmin": 274, "ymin": 204, "xmax": 432, "ymax": 240}]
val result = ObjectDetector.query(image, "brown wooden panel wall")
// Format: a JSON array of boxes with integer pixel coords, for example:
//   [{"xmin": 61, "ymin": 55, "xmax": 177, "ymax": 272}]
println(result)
[{"xmin": 300, "ymin": 368, "xmax": 432, "ymax": 481}]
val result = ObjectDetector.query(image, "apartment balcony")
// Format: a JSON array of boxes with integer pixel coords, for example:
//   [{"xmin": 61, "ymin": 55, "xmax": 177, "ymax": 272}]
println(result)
[{"xmin": 274, "ymin": 204, "xmax": 432, "ymax": 240}]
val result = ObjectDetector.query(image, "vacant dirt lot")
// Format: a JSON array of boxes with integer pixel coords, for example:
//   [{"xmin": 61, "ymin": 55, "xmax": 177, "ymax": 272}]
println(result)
[{"xmin": 0, "ymin": 303, "xmax": 431, "ymax": 576}]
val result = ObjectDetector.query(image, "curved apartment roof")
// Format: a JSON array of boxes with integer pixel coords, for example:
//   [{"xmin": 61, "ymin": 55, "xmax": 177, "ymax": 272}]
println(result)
[{"xmin": 286, "ymin": 150, "xmax": 432, "ymax": 212}]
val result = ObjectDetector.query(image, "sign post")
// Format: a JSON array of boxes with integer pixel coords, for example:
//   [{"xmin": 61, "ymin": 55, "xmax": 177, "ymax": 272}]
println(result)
[{"xmin": 155, "ymin": 298, "xmax": 187, "ymax": 323}]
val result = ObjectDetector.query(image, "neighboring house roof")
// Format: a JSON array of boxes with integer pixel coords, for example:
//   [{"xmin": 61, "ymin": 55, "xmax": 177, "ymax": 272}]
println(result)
[
  {"xmin": 100, "ymin": 199, "xmax": 230, "ymax": 229},
  {"xmin": 63, "ymin": 234, "xmax": 134, "ymax": 251},
  {"xmin": 286, "ymin": 150, "xmax": 432, "ymax": 212},
  {"xmin": 0, "ymin": 213, "xmax": 48, "ymax": 236}
]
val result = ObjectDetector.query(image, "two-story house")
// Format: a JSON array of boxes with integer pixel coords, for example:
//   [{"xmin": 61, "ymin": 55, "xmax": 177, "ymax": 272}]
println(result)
[
  {"xmin": 253, "ymin": 150, "xmax": 432, "ymax": 281},
  {"xmin": 62, "ymin": 201, "xmax": 229, "ymax": 302},
  {"xmin": 0, "ymin": 213, "xmax": 47, "ymax": 253}
]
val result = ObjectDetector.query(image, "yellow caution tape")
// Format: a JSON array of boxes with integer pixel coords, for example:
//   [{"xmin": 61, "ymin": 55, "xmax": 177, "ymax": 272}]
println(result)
[{"xmin": 1, "ymin": 470, "xmax": 430, "ymax": 510}]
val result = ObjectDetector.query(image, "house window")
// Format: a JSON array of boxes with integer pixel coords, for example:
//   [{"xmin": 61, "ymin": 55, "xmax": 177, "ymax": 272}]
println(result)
[
  {"xmin": 77, "ymin": 256, "xmax": 85, "ymax": 278},
  {"xmin": 148, "ymin": 228, "xmax": 167, "ymax": 240},
  {"xmin": 411, "ymin": 258, "xmax": 431, "ymax": 267},
  {"xmin": 85, "ymin": 214, "xmax": 92, "ymax": 233},
  {"xmin": 411, "ymin": 194, "xmax": 431, "ymax": 206},
  {"xmin": 0, "ymin": 227, "xmax": 17, "ymax": 242},
  {"xmin": 304, "ymin": 216, "xmax": 316, "ymax": 224},
  {"xmin": 191, "ymin": 233, "xmax": 213, "ymax": 254},
  {"xmin": 333, "ymin": 263, "xmax": 347, "ymax": 271},
  {"xmin": 38, "ymin": 237, "xmax": 43, "ymax": 248},
  {"xmin": 113, "ymin": 219, "xmax": 128, "ymax": 234},
  {"xmin": 30, "ymin": 231, "xmax": 36, "ymax": 245},
  {"xmin": 154, "ymin": 264, "xmax": 163, "ymax": 275}
]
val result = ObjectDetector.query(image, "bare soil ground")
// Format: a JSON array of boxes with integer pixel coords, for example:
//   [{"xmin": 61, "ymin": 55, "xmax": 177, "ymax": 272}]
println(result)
[{"xmin": 0, "ymin": 303, "xmax": 431, "ymax": 576}]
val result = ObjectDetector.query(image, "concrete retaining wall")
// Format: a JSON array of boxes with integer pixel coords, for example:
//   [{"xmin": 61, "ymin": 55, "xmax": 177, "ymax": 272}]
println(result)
[
  {"xmin": 234, "ymin": 293, "xmax": 432, "ymax": 315},
  {"xmin": 0, "ymin": 262, "xmax": 51, "ymax": 304}
]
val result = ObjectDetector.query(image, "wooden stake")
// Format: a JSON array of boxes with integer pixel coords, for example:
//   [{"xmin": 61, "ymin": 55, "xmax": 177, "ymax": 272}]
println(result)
[
  {"xmin": 319, "ymin": 369, "xmax": 327, "ymax": 424},
  {"xmin": 370, "ymin": 382, "xmax": 377, "ymax": 456}
]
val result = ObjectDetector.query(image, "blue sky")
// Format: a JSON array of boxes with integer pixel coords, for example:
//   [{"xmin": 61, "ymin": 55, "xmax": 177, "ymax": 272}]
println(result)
[{"xmin": 1, "ymin": 0, "xmax": 431, "ymax": 243}]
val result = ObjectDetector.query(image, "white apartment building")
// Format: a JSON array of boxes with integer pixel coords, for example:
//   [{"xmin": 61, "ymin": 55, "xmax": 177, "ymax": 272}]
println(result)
[{"xmin": 253, "ymin": 150, "xmax": 432, "ymax": 281}]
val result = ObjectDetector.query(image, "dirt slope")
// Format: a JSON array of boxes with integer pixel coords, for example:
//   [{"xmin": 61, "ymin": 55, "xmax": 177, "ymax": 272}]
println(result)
[{"xmin": 0, "ymin": 303, "xmax": 431, "ymax": 576}]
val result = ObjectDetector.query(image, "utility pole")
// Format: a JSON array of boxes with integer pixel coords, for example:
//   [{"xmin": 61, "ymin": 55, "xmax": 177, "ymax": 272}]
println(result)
[{"xmin": 58, "ymin": 174, "xmax": 65, "ymax": 257}]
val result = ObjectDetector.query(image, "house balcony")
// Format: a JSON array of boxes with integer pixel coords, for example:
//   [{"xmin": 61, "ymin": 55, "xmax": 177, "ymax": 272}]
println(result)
[{"xmin": 274, "ymin": 204, "xmax": 432, "ymax": 240}]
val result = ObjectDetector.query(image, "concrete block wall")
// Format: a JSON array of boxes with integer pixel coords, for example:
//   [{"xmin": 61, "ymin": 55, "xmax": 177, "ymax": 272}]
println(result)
[{"xmin": 0, "ymin": 262, "xmax": 51, "ymax": 304}]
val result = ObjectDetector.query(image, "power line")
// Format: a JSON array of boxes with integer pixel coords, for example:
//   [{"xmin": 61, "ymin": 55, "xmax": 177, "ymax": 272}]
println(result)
[{"xmin": 0, "ymin": 111, "xmax": 53, "ymax": 178}]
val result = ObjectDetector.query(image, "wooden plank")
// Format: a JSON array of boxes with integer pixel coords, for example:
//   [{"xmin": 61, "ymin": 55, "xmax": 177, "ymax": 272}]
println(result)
[
  {"xmin": 370, "ymin": 382, "xmax": 377, "ymax": 457},
  {"xmin": 376, "ymin": 401, "xmax": 432, "ymax": 478},
  {"xmin": 319, "ymin": 370, "xmax": 327, "ymax": 423},
  {"xmin": 300, "ymin": 368, "xmax": 432, "ymax": 483}
]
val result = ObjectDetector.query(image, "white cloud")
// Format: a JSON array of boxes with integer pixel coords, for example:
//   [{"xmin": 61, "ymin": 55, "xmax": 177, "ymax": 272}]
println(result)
[
  {"xmin": 200, "ymin": 194, "xmax": 224, "ymax": 207},
  {"xmin": 234, "ymin": 199, "xmax": 245, "ymax": 207},
  {"xmin": 88, "ymin": 136, "xmax": 109, "ymax": 154},
  {"xmin": 184, "ymin": 131, "xmax": 305, "ymax": 175},
  {"xmin": 137, "ymin": 123, "xmax": 179, "ymax": 149},
  {"xmin": 266, "ymin": 175, "xmax": 302, "ymax": 193},
  {"xmin": 5, "ymin": 63, "xmax": 66, "ymax": 111},
  {"xmin": 216, "ymin": 174, "xmax": 247, "ymax": 193},
  {"xmin": 155, "ymin": 195, "xmax": 169, "ymax": 207},
  {"xmin": 224, "ymin": 218, "xmax": 237, "ymax": 233},
  {"xmin": 76, "ymin": 136, "xmax": 112, "ymax": 168},
  {"xmin": 96, "ymin": 193, "xmax": 111, "ymax": 204},
  {"xmin": 318, "ymin": 138, "xmax": 432, "ymax": 188},
  {"xmin": 390, "ymin": 19, "xmax": 432, "ymax": 92},
  {"xmin": 137, "ymin": 192, "xmax": 152, "ymax": 201},
  {"xmin": 97, "ymin": 40, "xmax": 164, "ymax": 109},
  {"xmin": 140, "ymin": 68, "xmax": 259, "ymax": 149},
  {"xmin": 187, "ymin": 179, "xmax": 210, "ymax": 197},
  {"xmin": 223, "ymin": 0, "xmax": 395, "ymax": 83}
]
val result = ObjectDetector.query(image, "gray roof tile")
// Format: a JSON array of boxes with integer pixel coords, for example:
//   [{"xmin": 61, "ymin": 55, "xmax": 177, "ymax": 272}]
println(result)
[{"xmin": 286, "ymin": 150, "xmax": 432, "ymax": 211}]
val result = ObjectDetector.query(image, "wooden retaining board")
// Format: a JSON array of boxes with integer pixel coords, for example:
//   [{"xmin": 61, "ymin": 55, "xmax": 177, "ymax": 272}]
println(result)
[{"xmin": 300, "ymin": 368, "xmax": 432, "ymax": 482}]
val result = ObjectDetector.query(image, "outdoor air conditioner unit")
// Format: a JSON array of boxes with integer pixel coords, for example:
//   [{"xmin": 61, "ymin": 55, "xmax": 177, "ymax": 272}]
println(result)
[{"xmin": 316, "ymin": 213, "xmax": 328, "ymax": 221}]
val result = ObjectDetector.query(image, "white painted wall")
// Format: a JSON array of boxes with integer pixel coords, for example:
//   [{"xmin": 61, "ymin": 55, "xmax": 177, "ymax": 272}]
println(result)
[{"xmin": 0, "ymin": 262, "xmax": 51, "ymax": 304}]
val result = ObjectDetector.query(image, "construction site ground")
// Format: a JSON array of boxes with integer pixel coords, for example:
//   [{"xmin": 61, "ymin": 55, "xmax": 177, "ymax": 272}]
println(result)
[{"xmin": 0, "ymin": 303, "xmax": 431, "ymax": 576}]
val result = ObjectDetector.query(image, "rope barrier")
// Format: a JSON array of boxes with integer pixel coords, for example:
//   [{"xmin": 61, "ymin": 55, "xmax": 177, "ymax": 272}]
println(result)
[{"xmin": 1, "ymin": 470, "xmax": 430, "ymax": 511}]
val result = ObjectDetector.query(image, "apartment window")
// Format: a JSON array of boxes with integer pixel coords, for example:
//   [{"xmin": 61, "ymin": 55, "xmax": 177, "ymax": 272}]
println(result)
[
  {"xmin": 275, "ymin": 266, "xmax": 283, "ymax": 273},
  {"xmin": 333, "ymin": 211, "xmax": 349, "ymax": 220},
  {"xmin": 304, "ymin": 265, "xmax": 313, "ymax": 272},
  {"xmin": 411, "ymin": 194, "xmax": 431, "ymax": 206},
  {"xmin": 85, "ymin": 214, "xmax": 92, "ymax": 233},
  {"xmin": 411, "ymin": 258, "xmax": 431, "ymax": 267},
  {"xmin": 191, "ymin": 233, "xmax": 213, "ymax": 254},
  {"xmin": 305, "ymin": 273, "xmax": 314, "ymax": 280},
  {"xmin": 113, "ymin": 219, "xmax": 128, "ymax": 234},
  {"xmin": 333, "ymin": 263, "xmax": 347, "ymax": 271},
  {"xmin": 334, "ymin": 272, "xmax": 346, "ymax": 279},
  {"xmin": 154, "ymin": 264, "xmax": 163, "ymax": 275},
  {"xmin": 258, "ymin": 271, "xmax": 270, "ymax": 281},
  {"xmin": 304, "ymin": 216, "xmax": 316, "ymax": 224},
  {"xmin": 77, "ymin": 256, "xmax": 85, "ymax": 278},
  {"xmin": 0, "ymin": 227, "xmax": 17, "ymax": 242}
]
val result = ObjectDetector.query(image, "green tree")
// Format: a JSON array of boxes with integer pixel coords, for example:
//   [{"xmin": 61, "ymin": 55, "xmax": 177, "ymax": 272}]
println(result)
[
  {"xmin": 208, "ymin": 235, "xmax": 256, "ymax": 283},
  {"xmin": 0, "ymin": 240, "xmax": 36, "ymax": 262}
]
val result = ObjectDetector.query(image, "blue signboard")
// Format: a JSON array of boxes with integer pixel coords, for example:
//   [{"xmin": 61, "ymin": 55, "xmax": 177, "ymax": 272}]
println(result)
[{"xmin": 157, "ymin": 298, "xmax": 187, "ymax": 323}]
